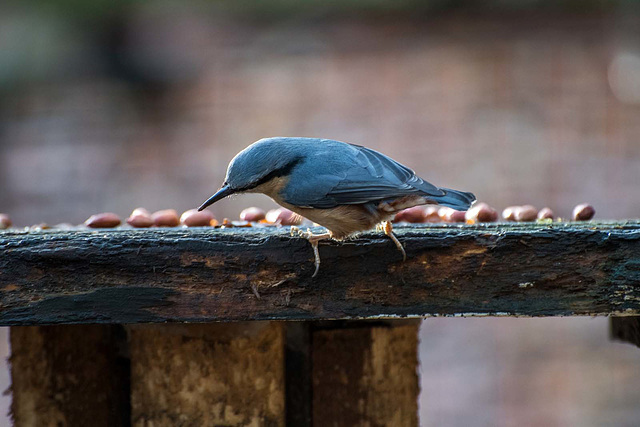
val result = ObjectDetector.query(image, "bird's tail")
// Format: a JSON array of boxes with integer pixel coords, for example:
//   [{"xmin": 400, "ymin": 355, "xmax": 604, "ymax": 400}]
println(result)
[{"xmin": 432, "ymin": 188, "xmax": 476, "ymax": 211}]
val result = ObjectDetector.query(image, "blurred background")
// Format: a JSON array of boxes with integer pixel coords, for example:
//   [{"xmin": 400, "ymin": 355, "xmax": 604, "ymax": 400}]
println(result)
[{"xmin": 1, "ymin": 0, "xmax": 640, "ymax": 425}]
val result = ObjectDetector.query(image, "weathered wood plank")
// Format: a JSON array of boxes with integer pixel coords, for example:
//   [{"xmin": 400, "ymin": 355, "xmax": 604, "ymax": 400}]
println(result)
[
  {"xmin": 1, "ymin": 222, "xmax": 639, "ymax": 324},
  {"xmin": 10, "ymin": 325, "xmax": 130, "ymax": 427},
  {"xmin": 129, "ymin": 322, "xmax": 285, "ymax": 426},
  {"xmin": 311, "ymin": 320, "xmax": 420, "ymax": 426}
]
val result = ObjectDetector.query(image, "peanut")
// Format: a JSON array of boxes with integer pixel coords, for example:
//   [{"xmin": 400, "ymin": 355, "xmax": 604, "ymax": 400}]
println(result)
[
  {"xmin": 240, "ymin": 207, "xmax": 266, "ymax": 222},
  {"xmin": 152, "ymin": 209, "xmax": 180, "ymax": 227},
  {"xmin": 0, "ymin": 214, "xmax": 11, "ymax": 229},
  {"xmin": 502, "ymin": 206, "xmax": 517, "ymax": 221},
  {"xmin": 537, "ymin": 207, "xmax": 554, "ymax": 220},
  {"xmin": 127, "ymin": 215, "xmax": 153, "ymax": 228},
  {"xmin": 127, "ymin": 207, "xmax": 153, "ymax": 228},
  {"xmin": 573, "ymin": 203, "xmax": 595, "ymax": 221},
  {"xmin": 394, "ymin": 206, "xmax": 426, "ymax": 223},
  {"xmin": 514, "ymin": 205, "xmax": 538, "ymax": 222},
  {"xmin": 180, "ymin": 209, "xmax": 214, "ymax": 227},
  {"xmin": 85, "ymin": 213, "xmax": 121, "ymax": 228},
  {"xmin": 424, "ymin": 206, "xmax": 441, "ymax": 223},
  {"xmin": 439, "ymin": 207, "xmax": 466, "ymax": 223},
  {"xmin": 465, "ymin": 203, "xmax": 498, "ymax": 223},
  {"xmin": 266, "ymin": 208, "xmax": 301, "ymax": 226}
]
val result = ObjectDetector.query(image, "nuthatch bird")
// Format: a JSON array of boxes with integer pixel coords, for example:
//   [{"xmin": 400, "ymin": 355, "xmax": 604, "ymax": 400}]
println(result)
[{"xmin": 198, "ymin": 137, "xmax": 475, "ymax": 277}]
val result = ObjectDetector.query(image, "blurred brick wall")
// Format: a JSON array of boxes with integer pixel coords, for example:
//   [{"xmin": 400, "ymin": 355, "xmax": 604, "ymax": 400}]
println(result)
[
  {"xmin": 1, "ymin": 8, "xmax": 640, "ymax": 427},
  {"xmin": 1, "ymin": 12, "xmax": 640, "ymax": 225}
]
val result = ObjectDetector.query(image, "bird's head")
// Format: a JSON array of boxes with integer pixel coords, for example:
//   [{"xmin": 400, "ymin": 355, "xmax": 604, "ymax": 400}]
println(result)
[{"xmin": 198, "ymin": 138, "xmax": 303, "ymax": 211}]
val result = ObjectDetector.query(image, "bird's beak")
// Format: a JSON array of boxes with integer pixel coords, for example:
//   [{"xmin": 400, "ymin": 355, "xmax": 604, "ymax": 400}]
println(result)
[{"xmin": 197, "ymin": 185, "xmax": 235, "ymax": 211}]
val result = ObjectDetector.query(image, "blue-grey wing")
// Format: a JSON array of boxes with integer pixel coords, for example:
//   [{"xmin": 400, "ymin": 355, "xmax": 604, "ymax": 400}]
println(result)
[{"xmin": 282, "ymin": 143, "xmax": 446, "ymax": 209}]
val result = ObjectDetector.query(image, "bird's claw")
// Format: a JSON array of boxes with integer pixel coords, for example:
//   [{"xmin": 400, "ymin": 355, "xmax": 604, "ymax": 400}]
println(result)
[
  {"xmin": 310, "ymin": 240, "xmax": 321, "ymax": 278},
  {"xmin": 291, "ymin": 226, "xmax": 329, "ymax": 277},
  {"xmin": 290, "ymin": 226, "xmax": 314, "ymax": 239},
  {"xmin": 382, "ymin": 221, "xmax": 407, "ymax": 262}
]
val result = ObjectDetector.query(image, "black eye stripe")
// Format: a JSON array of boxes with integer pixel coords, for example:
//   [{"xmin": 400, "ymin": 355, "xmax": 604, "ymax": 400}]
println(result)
[{"xmin": 239, "ymin": 157, "xmax": 303, "ymax": 191}]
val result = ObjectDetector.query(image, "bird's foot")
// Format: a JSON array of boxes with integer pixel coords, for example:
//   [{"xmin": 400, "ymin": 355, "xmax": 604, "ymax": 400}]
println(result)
[
  {"xmin": 290, "ymin": 225, "xmax": 313, "ymax": 238},
  {"xmin": 291, "ymin": 227, "xmax": 331, "ymax": 277},
  {"xmin": 381, "ymin": 221, "xmax": 407, "ymax": 262}
]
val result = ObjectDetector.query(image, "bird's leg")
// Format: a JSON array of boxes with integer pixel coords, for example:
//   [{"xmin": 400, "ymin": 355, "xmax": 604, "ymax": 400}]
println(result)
[
  {"xmin": 290, "ymin": 227, "xmax": 331, "ymax": 277},
  {"xmin": 381, "ymin": 220, "xmax": 407, "ymax": 261}
]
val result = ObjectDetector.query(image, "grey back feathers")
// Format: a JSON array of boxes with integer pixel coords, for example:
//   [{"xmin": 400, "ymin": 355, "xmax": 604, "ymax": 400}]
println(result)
[{"xmin": 226, "ymin": 137, "xmax": 475, "ymax": 210}]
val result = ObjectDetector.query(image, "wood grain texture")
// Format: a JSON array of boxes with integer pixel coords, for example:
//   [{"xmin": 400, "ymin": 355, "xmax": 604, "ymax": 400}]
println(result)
[
  {"xmin": 129, "ymin": 322, "xmax": 285, "ymax": 427},
  {"xmin": 10, "ymin": 325, "xmax": 130, "ymax": 427},
  {"xmin": 1, "ymin": 222, "xmax": 639, "ymax": 325},
  {"xmin": 312, "ymin": 321, "xmax": 420, "ymax": 426}
]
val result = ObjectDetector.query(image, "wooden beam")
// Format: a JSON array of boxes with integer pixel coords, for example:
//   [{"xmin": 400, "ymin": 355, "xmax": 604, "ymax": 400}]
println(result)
[
  {"xmin": 1, "ymin": 222, "xmax": 639, "ymax": 324},
  {"xmin": 129, "ymin": 322, "xmax": 286, "ymax": 426},
  {"xmin": 10, "ymin": 325, "xmax": 130, "ymax": 426}
]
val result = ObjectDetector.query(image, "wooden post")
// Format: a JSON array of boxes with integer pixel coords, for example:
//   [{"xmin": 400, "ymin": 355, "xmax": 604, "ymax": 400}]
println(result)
[
  {"xmin": 129, "ymin": 322, "xmax": 286, "ymax": 426},
  {"xmin": 10, "ymin": 325, "xmax": 130, "ymax": 427},
  {"xmin": 611, "ymin": 316, "xmax": 640, "ymax": 348},
  {"xmin": 311, "ymin": 320, "xmax": 420, "ymax": 426},
  {"xmin": 285, "ymin": 322, "xmax": 312, "ymax": 426},
  {"xmin": 9, "ymin": 321, "xmax": 420, "ymax": 426}
]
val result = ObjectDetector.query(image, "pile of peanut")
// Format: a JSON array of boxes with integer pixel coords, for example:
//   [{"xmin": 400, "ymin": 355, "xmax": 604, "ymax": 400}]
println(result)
[
  {"xmin": 0, "ymin": 203, "xmax": 596, "ymax": 230},
  {"xmin": 80, "ymin": 207, "xmax": 302, "ymax": 229},
  {"xmin": 395, "ymin": 203, "xmax": 595, "ymax": 224}
]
